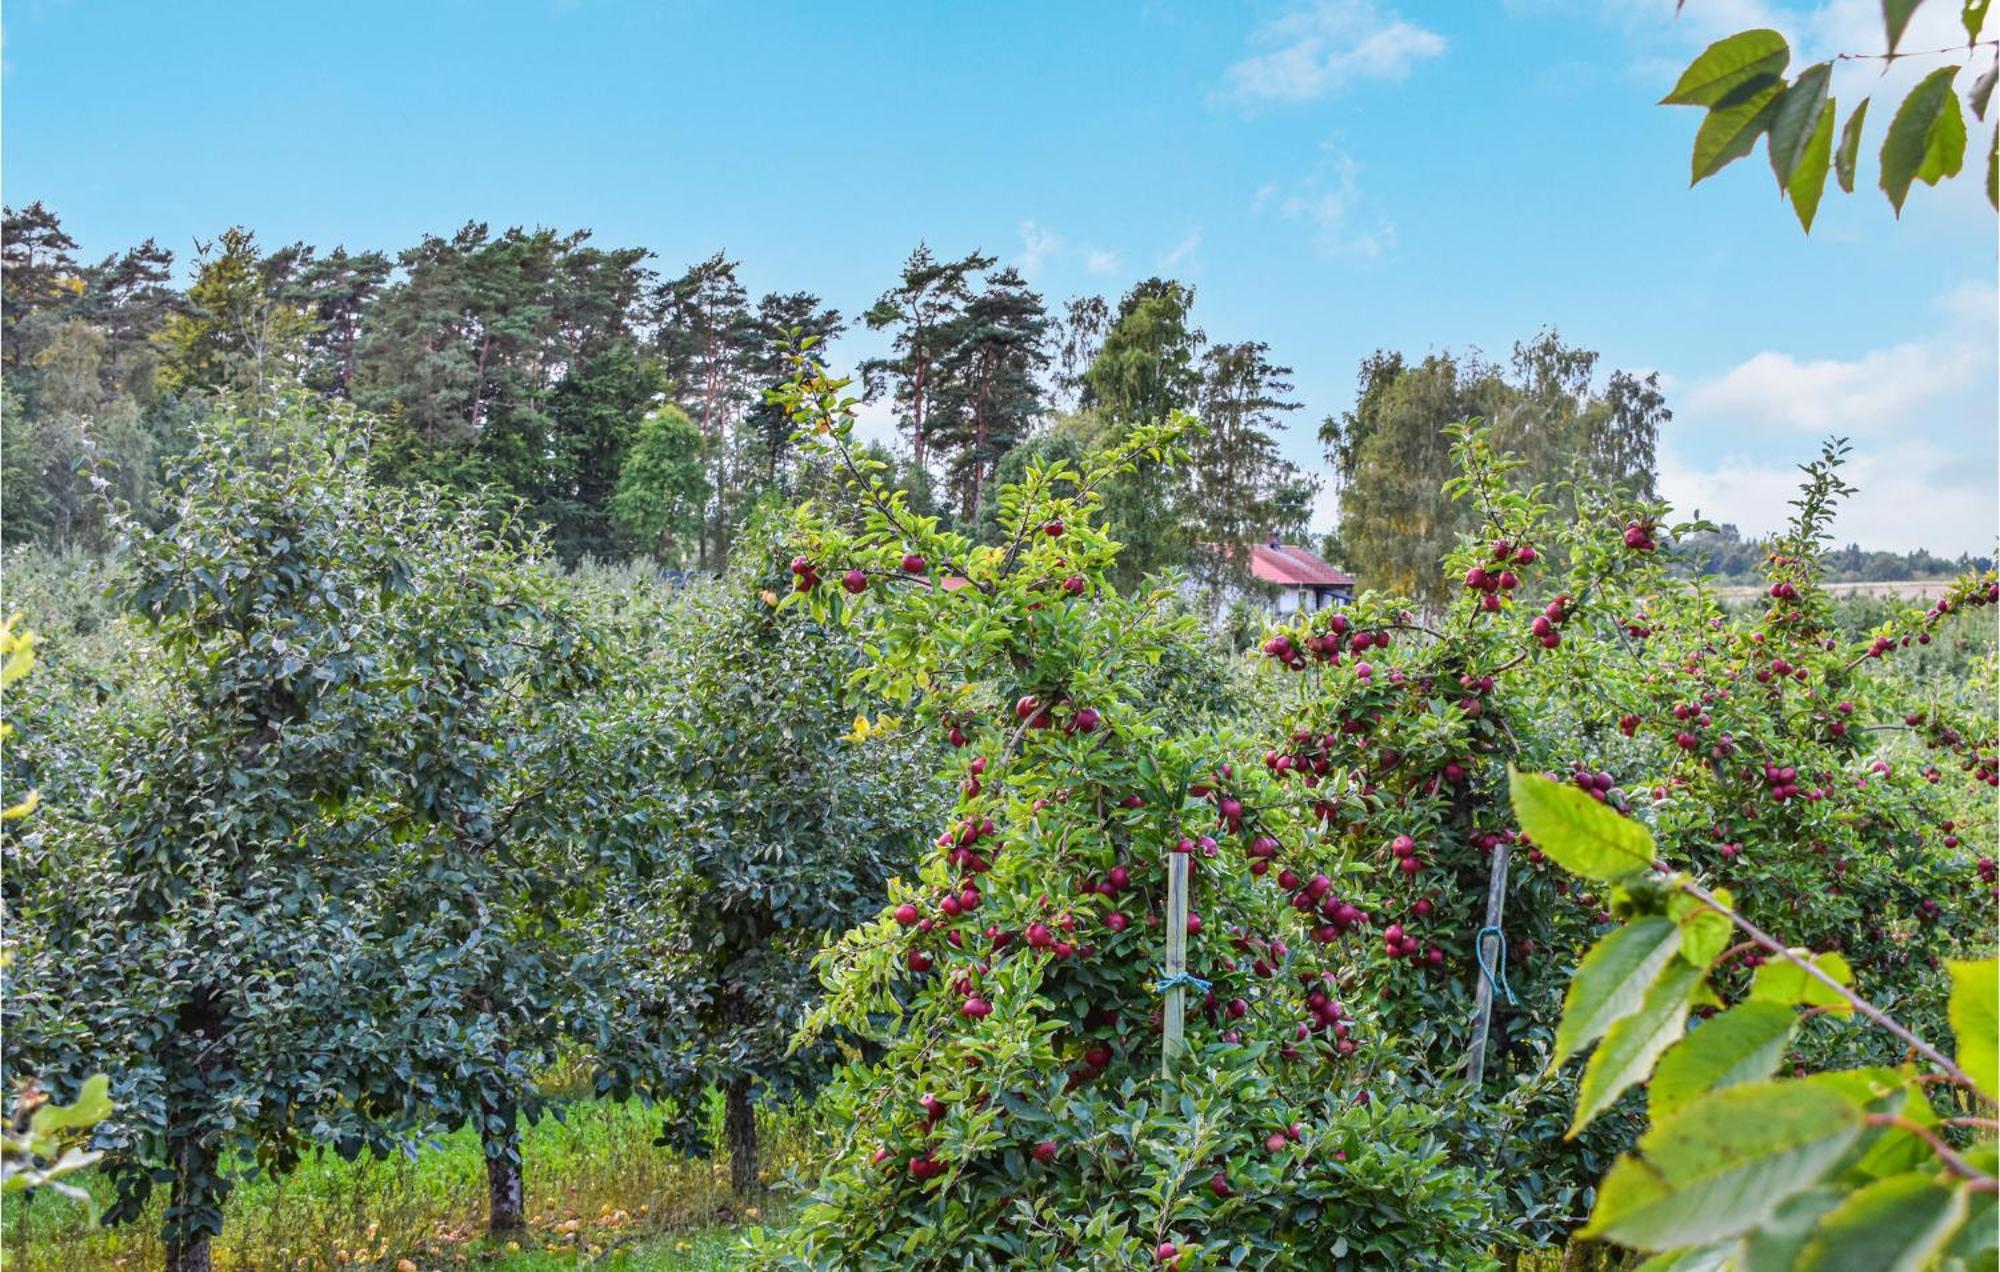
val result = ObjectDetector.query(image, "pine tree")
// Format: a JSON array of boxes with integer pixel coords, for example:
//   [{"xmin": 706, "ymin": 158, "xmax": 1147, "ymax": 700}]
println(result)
[
  {"xmin": 857, "ymin": 245, "xmax": 994, "ymax": 477},
  {"xmin": 930, "ymin": 266, "xmax": 1050, "ymax": 524},
  {"xmin": 2, "ymin": 202, "xmax": 81, "ymax": 373}
]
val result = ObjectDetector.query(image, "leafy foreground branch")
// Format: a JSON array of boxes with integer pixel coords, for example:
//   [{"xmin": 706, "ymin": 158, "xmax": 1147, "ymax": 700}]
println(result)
[{"xmin": 1510, "ymin": 767, "xmax": 1996, "ymax": 1268}]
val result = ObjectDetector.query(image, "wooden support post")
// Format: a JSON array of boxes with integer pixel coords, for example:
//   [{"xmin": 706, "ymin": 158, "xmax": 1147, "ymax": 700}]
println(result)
[
  {"xmin": 1467, "ymin": 840, "xmax": 1511, "ymax": 1088},
  {"xmin": 1162, "ymin": 851, "xmax": 1190, "ymax": 1077}
]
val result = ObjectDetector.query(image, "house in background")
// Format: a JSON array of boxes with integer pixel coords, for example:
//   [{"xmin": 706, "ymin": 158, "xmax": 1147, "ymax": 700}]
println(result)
[
  {"xmin": 1194, "ymin": 534, "xmax": 1357, "ymax": 617},
  {"xmin": 1246, "ymin": 535, "xmax": 1356, "ymax": 614}
]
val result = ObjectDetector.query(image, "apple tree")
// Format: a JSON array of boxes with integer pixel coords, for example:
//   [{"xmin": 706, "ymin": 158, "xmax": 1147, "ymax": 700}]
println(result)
[
  {"xmin": 744, "ymin": 353, "xmax": 1500, "ymax": 1268},
  {"xmin": 588, "ymin": 535, "xmax": 949, "ymax": 1198},
  {"xmin": 1, "ymin": 406, "xmax": 458, "ymax": 1271}
]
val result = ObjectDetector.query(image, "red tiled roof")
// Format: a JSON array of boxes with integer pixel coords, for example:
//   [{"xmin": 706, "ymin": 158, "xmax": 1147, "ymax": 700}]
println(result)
[{"xmin": 1248, "ymin": 544, "xmax": 1355, "ymax": 588}]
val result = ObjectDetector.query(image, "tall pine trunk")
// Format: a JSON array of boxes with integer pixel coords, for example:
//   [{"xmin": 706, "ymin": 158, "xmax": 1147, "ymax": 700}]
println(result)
[
  {"xmin": 724, "ymin": 1075, "xmax": 760, "ymax": 1196},
  {"xmin": 483, "ymin": 1093, "xmax": 525, "ymax": 1233}
]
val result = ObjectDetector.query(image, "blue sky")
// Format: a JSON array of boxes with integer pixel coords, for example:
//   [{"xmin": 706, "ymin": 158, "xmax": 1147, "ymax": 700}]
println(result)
[{"xmin": 5, "ymin": 0, "xmax": 1994, "ymax": 552}]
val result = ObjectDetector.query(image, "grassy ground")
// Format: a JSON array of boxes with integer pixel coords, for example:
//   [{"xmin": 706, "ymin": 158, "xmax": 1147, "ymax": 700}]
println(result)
[{"xmin": 0, "ymin": 1097, "xmax": 798, "ymax": 1271}]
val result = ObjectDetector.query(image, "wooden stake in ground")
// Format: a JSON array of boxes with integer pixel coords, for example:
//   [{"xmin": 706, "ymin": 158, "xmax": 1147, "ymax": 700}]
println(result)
[
  {"xmin": 1467, "ymin": 840, "xmax": 1514, "ymax": 1087},
  {"xmin": 1161, "ymin": 851, "xmax": 1191, "ymax": 1077}
]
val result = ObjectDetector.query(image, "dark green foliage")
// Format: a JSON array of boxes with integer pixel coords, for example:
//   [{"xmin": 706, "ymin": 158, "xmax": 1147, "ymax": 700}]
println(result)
[
  {"xmin": 619, "ymin": 531, "xmax": 946, "ymax": 1194},
  {"xmin": 858, "ymin": 244, "xmax": 996, "ymax": 478},
  {"xmin": 929, "ymin": 266, "xmax": 1050, "ymax": 525},
  {"xmin": 6, "ymin": 405, "xmax": 452, "ymax": 1265},
  {"xmin": 1322, "ymin": 331, "xmax": 1665, "ymax": 606},
  {"xmin": 611, "ymin": 403, "xmax": 711, "ymax": 565},
  {"xmin": 1189, "ymin": 340, "xmax": 1314, "ymax": 583},
  {"xmin": 1082, "ymin": 278, "xmax": 1206, "ymax": 587}
]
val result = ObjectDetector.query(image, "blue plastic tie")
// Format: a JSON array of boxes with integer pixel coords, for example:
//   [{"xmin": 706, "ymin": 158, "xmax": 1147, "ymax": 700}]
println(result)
[
  {"xmin": 1475, "ymin": 924, "xmax": 1518, "ymax": 1007},
  {"xmin": 1154, "ymin": 970, "xmax": 1212, "ymax": 996}
]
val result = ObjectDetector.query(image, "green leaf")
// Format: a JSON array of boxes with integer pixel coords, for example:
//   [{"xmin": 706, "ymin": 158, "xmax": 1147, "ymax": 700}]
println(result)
[
  {"xmin": 1581, "ymin": 1079, "xmax": 1867, "ymax": 1251},
  {"xmin": 1737, "ymin": 1187, "xmax": 1845, "ymax": 1272},
  {"xmin": 1881, "ymin": 66, "xmax": 1968, "ymax": 213},
  {"xmin": 1947, "ymin": 957, "xmax": 1997, "ymax": 1100},
  {"xmin": 1768, "ymin": 62, "xmax": 1833, "ymax": 185},
  {"xmin": 1801, "ymin": 1068, "xmax": 1941, "ymax": 1179},
  {"xmin": 1799, "ymin": 1172, "xmax": 1971, "ymax": 1271},
  {"xmin": 1508, "ymin": 768, "xmax": 1657, "ymax": 883},
  {"xmin": 1634, "ymin": 1245, "xmax": 1733, "ymax": 1272},
  {"xmin": 1693, "ymin": 79, "xmax": 1786, "ymax": 184},
  {"xmin": 1554, "ymin": 916, "xmax": 1684, "ymax": 1072},
  {"xmin": 1989, "ymin": 121, "xmax": 1998, "ymax": 208},
  {"xmin": 1836, "ymin": 97, "xmax": 1871, "ymax": 192},
  {"xmin": 1970, "ymin": 0, "xmax": 1994, "ymax": 42},
  {"xmin": 1788, "ymin": 98, "xmax": 1838, "ymax": 231},
  {"xmin": 25, "ymin": 1074, "xmax": 112, "ymax": 1139},
  {"xmin": 1946, "ymin": 1180, "xmax": 1998, "ymax": 1264},
  {"xmin": 1570, "ymin": 959, "xmax": 1704, "ymax": 1137},
  {"xmin": 1883, "ymin": 0, "xmax": 1924, "ymax": 51},
  {"xmin": 1663, "ymin": 30, "xmax": 1790, "ymax": 106},
  {"xmin": 1749, "ymin": 949, "xmax": 1853, "ymax": 1016},
  {"xmin": 1669, "ymin": 888, "xmax": 1733, "ymax": 969},
  {"xmin": 1972, "ymin": 63, "xmax": 1997, "ymax": 121},
  {"xmin": 1651, "ymin": 1000, "xmax": 1796, "ymax": 1122}
]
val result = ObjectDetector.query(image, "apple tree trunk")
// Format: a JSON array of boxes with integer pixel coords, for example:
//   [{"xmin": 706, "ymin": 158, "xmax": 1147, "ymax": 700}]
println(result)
[
  {"xmin": 483, "ymin": 1094, "xmax": 525, "ymax": 1233},
  {"xmin": 725, "ymin": 1075, "xmax": 759, "ymax": 1196},
  {"xmin": 164, "ymin": 1131, "xmax": 219, "ymax": 1272}
]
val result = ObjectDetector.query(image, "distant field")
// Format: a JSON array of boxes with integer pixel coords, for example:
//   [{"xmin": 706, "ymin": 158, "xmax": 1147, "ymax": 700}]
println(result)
[{"xmin": 1709, "ymin": 578, "xmax": 1947, "ymax": 603}]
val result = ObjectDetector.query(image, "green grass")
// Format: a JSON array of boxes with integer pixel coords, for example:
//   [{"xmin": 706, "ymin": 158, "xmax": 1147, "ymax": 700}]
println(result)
[{"xmin": 0, "ymin": 1097, "xmax": 800, "ymax": 1272}]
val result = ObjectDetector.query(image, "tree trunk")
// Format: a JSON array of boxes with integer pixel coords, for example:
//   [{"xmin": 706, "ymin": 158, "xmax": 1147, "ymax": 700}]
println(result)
[
  {"xmin": 164, "ymin": 1131, "xmax": 218, "ymax": 1272},
  {"xmin": 482, "ymin": 1094, "xmax": 525, "ymax": 1233},
  {"xmin": 725, "ymin": 1075, "xmax": 760, "ymax": 1197},
  {"xmin": 1561, "ymin": 1238, "xmax": 1609, "ymax": 1272}
]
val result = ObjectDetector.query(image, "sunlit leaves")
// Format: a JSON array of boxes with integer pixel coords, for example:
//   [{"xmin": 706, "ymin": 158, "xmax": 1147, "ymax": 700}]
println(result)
[
  {"xmin": 1796, "ymin": 1172, "xmax": 1971, "ymax": 1270},
  {"xmin": 1581, "ymin": 1080, "xmax": 1867, "ymax": 1250},
  {"xmin": 1553, "ymin": 916, "xmax": 1684, "ymax": 1072},
  {"xmin": 1509, "ymin": 768, "xmax": 1658, "ymax": 882},
  {"xmin": 1570, "ymin": 958, "xmax": 1703, "ymax": 1137},
  {"xmin": 1668, "ymin": 889, "xmax": 1733, "ymax": 969},
  {"xmin": 1648, "ymin": 1001, "xmax": 1795, "ymax": 1122},
  {"xmin": 1880, "ymin": 66, "xmax": 1967, "ymax": 213},
  {"xmin": 1835, "ymin": 98, "xmax": 1870, "ymax": 192},
  {"xmin": 1946, "ymin": 957, "xmax": 1998, "ymax": 1099},
  {"xmin": 1767, "ymin": 62, "xmax": 1832, "ymax": 186},
  {"xmin": 1882, "ymin": 0, "xmax": 1925, "ymax": 52},
  {"xmin": 1662, "ymin": 31, "xmax": 1789, "ymax": 107},
  {"xmin": 1786, "ymin": 99, "xmax": 1838, "ymax": 231},
  {"xmin": 1663, "ymin": 11, "xmax": 1992, "ymax": 223},
  {"xmin": 1749, "ymin": 949, "xmax": 1855, "ymax": 1017},
  {"xmin": 1692, "ymin": 79, "xmax": 1786, "ymax": 183}
]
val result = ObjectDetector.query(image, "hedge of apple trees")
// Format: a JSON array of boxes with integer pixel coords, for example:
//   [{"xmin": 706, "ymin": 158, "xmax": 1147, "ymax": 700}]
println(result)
[
  {"xmin": 0, "ymin": 397, "xmax": 948, "ymax": 1270},
  {"xmin": 746, "ymin": 350, "xmax": 1994, "ymax": 1268}
]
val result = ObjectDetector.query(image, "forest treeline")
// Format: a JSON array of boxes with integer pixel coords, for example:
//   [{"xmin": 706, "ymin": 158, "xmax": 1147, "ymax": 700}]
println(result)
[{"xmin": 1, "ymin": 202, "xmax": 1980, "ymax": 597}]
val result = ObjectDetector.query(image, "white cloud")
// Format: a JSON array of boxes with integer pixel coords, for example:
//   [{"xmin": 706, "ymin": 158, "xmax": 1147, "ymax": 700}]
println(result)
[
  {"xmin": 1683, "ymin": 340, "xmax": 1988, "ymax": 435},
  {"xmin": 1663, "ymin": 285, "xmax": 1997, "ymax": 552},
  {"xmin": 1255, "ymin": 147, "xmax": 1398, "ymax": 261},
  {"xmin": 1016, "ymin": 220, "xmax": 1121, "ymax": 280},
  {"xmin": 1220, "ymin": 0, "xmax": 1446, "ymax": 106},
  {"xmin": 1016, "ymin": 220, "xmax": 1064, "ymax": 277},
  {"xmin": 1660, "ymin": 440, "xmax": 1997, "ymax": 552},
  {"xmin": 1158, "ymin": 231, "xmax": 1203, "ymax": 270},
  {"xmin": 1937, "ymin": 279, "xmax": 1999, "ymax": 325}
]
